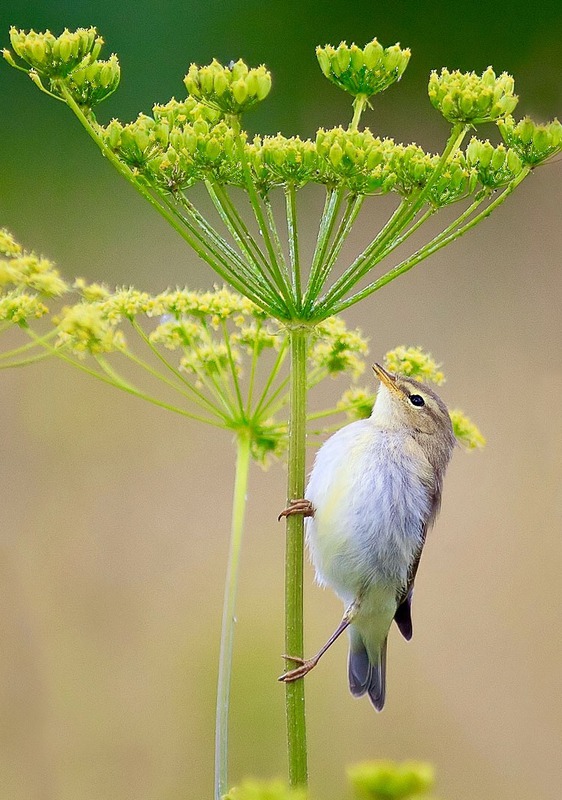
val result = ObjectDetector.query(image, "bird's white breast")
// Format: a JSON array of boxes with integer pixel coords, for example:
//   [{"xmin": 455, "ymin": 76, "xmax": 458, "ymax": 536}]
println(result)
[{"xmin": 305, "ymin": 419, "xmax": 433, "ymax": 602}]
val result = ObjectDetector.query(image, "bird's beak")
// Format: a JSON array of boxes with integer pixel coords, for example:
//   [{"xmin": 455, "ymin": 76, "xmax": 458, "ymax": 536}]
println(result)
[{"xmin": 372, "ymin": 363, "xmax": 402, "ymax": 396}]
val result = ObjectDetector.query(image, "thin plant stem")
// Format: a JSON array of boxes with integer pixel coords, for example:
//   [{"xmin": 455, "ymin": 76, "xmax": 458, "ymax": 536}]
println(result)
[
  {"xmin": 263, "ymin": 192, "xmax": 291, "ymax": 286},
  {"xmin": 245, "ymin": 323, "xmax": 261, "ymax": 416},
  {"xmin": 285, "ymin": 183, "xmax": 302, "ymax": 306},
  {"xmin": 252, "ymin": 338, "xmax": 289, "ymax": 418},
  {"xmin": 311, "ymin": 192, "xmax": 365, "ymax": 302},
  {"xmin": 229, "ymin": 116, "xmax": 297, "ymax": 316},
  {"xmin": 0, "ymin": 350, "xmax": 53, "ymax": 368},
  {"xmin": 349, "ymin": 94, "xmax": 368, "ymax": 131},
  {"xmin": 303, "ymin": 187, "xmax": 344, "ymax": 310},
  {"xmin": 129, "ymin": 319, "xmax": 225, "ymax": 419},
  {"xmin": 206, "ymin": 181, "xmax": 273, "ymax": 278},
  {"xmin": 176, "ymin": 188, "xmax": 283, "ymax": 310},
  {"xmin": 284, "ymin": 326, "xmax": 309, "ymax": 787},
  {"xmin": 221, "ymin": 320, "xmax": 245, "ymax": 415},
  {"xmin": 214, "ymin": 432, "xmax": 252, "ymax": 800},
  {"xmin": 0, "ymin": 328, "xmax": 58, "ymax": 359}
]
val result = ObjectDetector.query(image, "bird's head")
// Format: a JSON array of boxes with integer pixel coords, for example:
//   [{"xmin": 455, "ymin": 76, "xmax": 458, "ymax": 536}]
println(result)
[{"xmin": 371, "ymin": 363, "xmax": 454, "ymax": 443}]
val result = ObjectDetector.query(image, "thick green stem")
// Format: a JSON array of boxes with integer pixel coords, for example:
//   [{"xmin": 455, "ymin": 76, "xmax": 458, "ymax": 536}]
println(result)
[
  {"xmin": 215, "ymin": 433, "xmax": 252, "ymax": 800},
  {"xmin": 284, "ymin": 326, "xmax": 309, "ymax": 787}
]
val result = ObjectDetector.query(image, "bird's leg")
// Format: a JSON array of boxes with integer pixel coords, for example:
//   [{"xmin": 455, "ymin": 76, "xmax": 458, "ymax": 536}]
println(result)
[
  {"xmin": 278, "ymin": 600, "xmax": 360, "ymax": 683},
  {"xmin": 277, "ymin": 498, "xmax": 315, "ymax": 522}
]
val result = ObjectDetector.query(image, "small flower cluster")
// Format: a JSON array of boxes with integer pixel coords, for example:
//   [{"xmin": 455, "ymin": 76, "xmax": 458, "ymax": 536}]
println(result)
[
  {"xmin": 428, "ymin": 67, "xmax": 518, "ymax": 125},
  {"xmin": 248, "ymin": 135, "xmax": 320, "ymax": 191},
  {"xmin": 316, "ymin": 38, "xmax": 410, "ymax": 99},
  {"xmin": 498, "ymin": 115, "xmax": 562, "ymax": 166},
  {"xmin": 449, "ymin": 408, "xmax": 486, "ymax": 450},
  {"xmin": 0, "ymin": 229, "xmax": 68, "ymax": 324},
  {"xmin": 103, "ymin": 107, "xmax": 240, "ymax": 190},
  {"xmin": 311, "ymin": 317, "xmax": 369, "ymax": 378},
  {"xmin": 348, "ymin": 759, "xmax": 435, "ymax": 799},
  {"xmin": 466, "ymin": 138, "xmax": 523, "ymax": 189},
  {"xmin": 4, "ymin": 27, "xmax": 119, "ymax": 107},
  {"xmin": 315, "ymin": 128, "xmax": 396, "ymax": 194},
  {"xmin": 384, "ymin": 345, "xmax": 445, "ymax": 384},
  {"xmin": 184, "ymin": 58, "xmax": 272, "ymax": 115}
]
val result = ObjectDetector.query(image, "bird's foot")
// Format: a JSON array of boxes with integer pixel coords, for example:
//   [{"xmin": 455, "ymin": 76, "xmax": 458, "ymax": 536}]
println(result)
[
  {"xmin": 278, "ymin": 655, "xmax": 318, "ymax": 683},
  {"xmin": 278, "ymin": 499, "xmax": 315, "ymax": 522}
]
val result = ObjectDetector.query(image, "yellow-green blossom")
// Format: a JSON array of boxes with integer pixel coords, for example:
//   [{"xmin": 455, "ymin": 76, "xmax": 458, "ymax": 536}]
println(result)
[
  {"xmin": 336, "ymin": 386, "xmax": 375, "ymax": 420},
  {"xmin": 384, "ymin": 345, "xmax": 445, "ymax": 385},
  {"xmin": 498, "ymin": 115, "xmax": 562, "ymax": 166},
  {"xmin": 0, "ymin": 291, "xmax": 48, "ymax": 323},
  {"xmin": 348, "ymin": 760, "xmax": 435, "ymax": 799},
  {"xmin": 184, "ymin": 58, "xmax": 272, "ymax": 116},
  {"xmin": 311, "ymin": 317, "xmax": 368, "ymax": 378},
  {"xmin": 55, "ymin": 303, "xmax": 125, "ymax": 355},
  {"xmin": 429, "ymin": 67, "xmax": 518, "ymax": 125},
  {"xmin": 450, "ymin": 408, "xmax": 486, "ymax": 449},
  {"xmin": 0, "ymin": 229, "xmax": 23, "ymax": 256},
  {"xmin": 316, "ymin": 38, "xmax": 410, "ymax": 99}
]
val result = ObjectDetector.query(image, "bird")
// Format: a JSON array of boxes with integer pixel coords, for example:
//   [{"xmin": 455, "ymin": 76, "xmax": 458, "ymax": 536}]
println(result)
[{"xmin": 278, "ymin": 363, "xmax": 456, "ymax": 710}]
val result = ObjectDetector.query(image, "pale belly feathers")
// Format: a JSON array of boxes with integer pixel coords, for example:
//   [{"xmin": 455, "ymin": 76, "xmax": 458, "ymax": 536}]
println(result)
[{"xmin": 305, "ymin": 419, "xmax": 433, "ymax": 604}]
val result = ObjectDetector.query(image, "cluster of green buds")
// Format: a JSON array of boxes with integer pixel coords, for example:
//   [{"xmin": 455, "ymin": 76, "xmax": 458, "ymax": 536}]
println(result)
[
  {"xmin": 4, "ymin": 26, "xmax": 102, "ymax": 77},
  {"xmin": 248, "ymin": 135, "xmax": 320, "ymax": 191},
  {"xmin": 316, "ymin": 38, "xmax": 410, "ymax": 99},
  {"xmin": 337, "ymin": 345, "xmax": 485, "ymax": 450},
  {"xmin": 428, "ymin": 67, "xmax": 518, "ymax": 125},
  {"xmin": 315, "ymin": 127, "xmax": 396, "ymax": 194},
  {"xmin": 0, "ymin": 229, "xmax": 68, "ymax": 324},
  {"xmin": 347, "ymin": 760, "xmax": 435, "ymax": 800},
  {"xmin": 184, "ymin": 58, "xmax": 272, "ymax": 116},
  {"xmin": 104, "ymin": 112, "xmax": 240, "ymax": 189},
  {"xmin": 466, "ymin": 138, "xmax": 523, "ymax": 189},
  {"xmin": 498, "ymin": 115, "xmax": 562, "ymax": 166},
  {"xmin": 64, "ymin": 54, "xmax": 120, "ymax": 107},
  {"xmin": 3, "ymin": 27, "xmax": 119, "ymax": 107}
]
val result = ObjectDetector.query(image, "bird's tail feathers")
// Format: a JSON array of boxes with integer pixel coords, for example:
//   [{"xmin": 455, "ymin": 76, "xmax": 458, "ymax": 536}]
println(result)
[{"xmin": 348, "ymin": 626, "xmax": 387, "ymax": 711}]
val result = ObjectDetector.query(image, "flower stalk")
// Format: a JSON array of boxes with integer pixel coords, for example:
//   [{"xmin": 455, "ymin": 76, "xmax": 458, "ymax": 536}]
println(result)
[{"xmin": 216, "ymin": 432, "xmax": 252, "ymax": 800}]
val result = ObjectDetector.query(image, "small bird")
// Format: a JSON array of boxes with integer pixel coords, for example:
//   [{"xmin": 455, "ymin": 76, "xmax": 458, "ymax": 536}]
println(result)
[{"xmin": 278, "ymin": 363, "xmax": 456, "ymax": 710}]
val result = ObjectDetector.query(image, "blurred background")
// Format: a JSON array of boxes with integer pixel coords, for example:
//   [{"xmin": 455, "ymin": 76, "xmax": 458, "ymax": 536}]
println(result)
[{"xmin": 1, "ymin": 1, "xmax": 561, "ymax": 799}]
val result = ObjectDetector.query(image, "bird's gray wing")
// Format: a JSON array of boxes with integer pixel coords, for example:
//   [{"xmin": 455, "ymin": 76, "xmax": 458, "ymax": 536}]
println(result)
[{"xmin": 393, "ymin": 543, "xmax": 423, "ymax": 641}]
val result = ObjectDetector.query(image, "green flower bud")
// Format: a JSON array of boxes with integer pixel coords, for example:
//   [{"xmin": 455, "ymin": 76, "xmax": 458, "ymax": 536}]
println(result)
[
  {"xmin": 498, "ymin": 115, "xmax": 562, "ymax": 165},
  {"xmin": 316, "ymin": 37, "xmax": 410, "ymax": 99},
  {"xmin": 348, "ymin": 759, "xmax": 435, "ymax": 799},
  {"xmin": 429, "ymin": 67, "xmax": 518, "ymax": 125},
  {"xmin": 6, "ymin": 26, "xmax": 104, "ymax": 80},
  {"xmin": 183, "ymin": 59, "xmax": 272, "ymax": 115},
  {"xmin": 466, "ymin": 137, "xmax": 522, "ymax": 188}
]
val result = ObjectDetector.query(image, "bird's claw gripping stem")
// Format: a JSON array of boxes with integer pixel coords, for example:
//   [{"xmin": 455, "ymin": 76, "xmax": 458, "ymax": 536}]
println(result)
[
  {"xmin": 278, "ymin": 498, "xmax": 315, "ymax": 522},
  {"xmin": 278, "ymin": 655, "xmax": 319, "ymax": 683}
]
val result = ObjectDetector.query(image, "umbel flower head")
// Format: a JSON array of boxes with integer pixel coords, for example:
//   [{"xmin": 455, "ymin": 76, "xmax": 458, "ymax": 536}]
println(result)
[
  {"xmin": 184, "ymin": 58, "xmax": 272, "ymax": 115},
  {"xmin": 316, "ymin": 38, "xmax": 410, "ymax": 99},
  {"xmin": 3, "ymin": 27, "xmax": 119, "ymax": 107},
  {"xmin": 428, "ymin": 67, "xmax": 518, "ymax": 125},
  {"xmin": 0, "ymin": 229, "xmax": 68, "ymax": 324},
  {"xmin": 347, "ymin": 760, "xmax": 435, "ymax": 799},
  {"xmin": 497, "ymin": 115, "xmax": 562, "ymax": 166}
]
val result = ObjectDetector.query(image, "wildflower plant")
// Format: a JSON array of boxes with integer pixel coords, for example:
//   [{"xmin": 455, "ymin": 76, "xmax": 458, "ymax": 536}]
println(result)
[
  {"xmin": 0, "ymin": 228, "xmax": 68, "ymax": 368},
  {"xmin": 3, "ymin": 25, "xmax": 558, "ymax": 794}
]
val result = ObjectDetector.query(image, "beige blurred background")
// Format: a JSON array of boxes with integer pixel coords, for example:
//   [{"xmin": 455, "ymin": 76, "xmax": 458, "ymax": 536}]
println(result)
[{"xmin": 1, "ymin": 2, "xmax": 562, "ymax": 799}]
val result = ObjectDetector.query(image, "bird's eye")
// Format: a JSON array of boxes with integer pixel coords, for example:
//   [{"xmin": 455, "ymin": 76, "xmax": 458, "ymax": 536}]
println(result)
[{"xmin": 409, "ymin": 394, "xmax": 425, "ymax": 407}]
